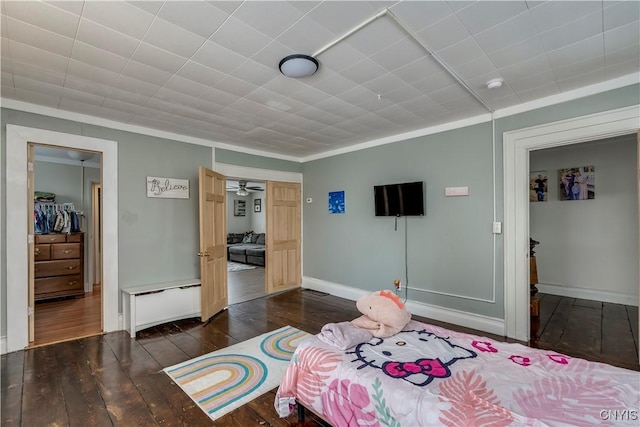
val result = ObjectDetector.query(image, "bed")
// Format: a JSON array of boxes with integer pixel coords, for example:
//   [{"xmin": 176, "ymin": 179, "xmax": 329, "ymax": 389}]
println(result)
[{"xmin": 275, "ymin": 320, "xmax": 639, "ymax": 426}]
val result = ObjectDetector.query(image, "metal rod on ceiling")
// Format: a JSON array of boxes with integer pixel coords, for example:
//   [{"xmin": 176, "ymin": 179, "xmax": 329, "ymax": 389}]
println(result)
[{"xmin": 311, "ymin": 7, "xmax": 494, "ymax": 114}]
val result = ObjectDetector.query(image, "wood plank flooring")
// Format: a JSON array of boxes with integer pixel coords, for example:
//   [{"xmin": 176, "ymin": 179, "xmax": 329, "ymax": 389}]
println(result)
[
  {"xmin": 228, "ymin": 265, "xmax": 265, "ymax": 305},
  {"xmin": 531, "ymin": 293, "xmax": 639, "ymax": 370},
  {"xmin": 2, "ymin": 289, "xmax": 638, "ymax": 426}
]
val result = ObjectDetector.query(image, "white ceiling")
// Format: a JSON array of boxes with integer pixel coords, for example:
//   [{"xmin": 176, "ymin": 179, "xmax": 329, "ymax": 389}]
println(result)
[{"xmin": 2, "ymin": 1, "xmax": 638, "ymax": 159}]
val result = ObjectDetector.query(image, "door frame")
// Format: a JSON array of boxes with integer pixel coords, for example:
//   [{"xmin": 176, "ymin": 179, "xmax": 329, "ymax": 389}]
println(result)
[
  {"xmin": 503, "ymin": 105, "xmax": 640, "ymax": 342},
  {"xmin": 91, "ymin": 182, "xmax": 102, "ymax": 287},
  {"xmin": 6, "ymin": 125, "xmax": 118, "ymax": 353},
  {"xmin": 214, "ymin": 163, "xmax": 303, "ymax": 294}
]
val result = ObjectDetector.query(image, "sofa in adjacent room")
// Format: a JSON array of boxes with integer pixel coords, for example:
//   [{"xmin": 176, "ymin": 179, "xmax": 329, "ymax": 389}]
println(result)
[{"xmin": 227, "ymin": 232, "xmax": 265, "ymax": 266}]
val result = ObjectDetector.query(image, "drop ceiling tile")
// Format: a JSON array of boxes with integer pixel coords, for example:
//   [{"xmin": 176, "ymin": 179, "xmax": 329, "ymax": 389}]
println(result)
[
  {"xmin": 1, "ymin": 11, "xmax": 8, "ymax": 38},
  {"xmin": 44, "ymin": 1, "xmax": 84, "ymax": 16},
  {"xmin": 71, "ymin": 42, "xmax": 128, "ymax": 74},
  {"xmin": 198, "ymin": 87, "xmax": 241, "ymax": 106},
  {"xmin": 233, "ymin": 1, "xmax": 305, "ymax": 38},
  {"xmin": 131, "ymin": 43, "xmax": 188, "ymax": 74},
  {"xmin": 157, "ymin": 1, "xmax": 228, "ymax": 38},
  {"xmin": 61, "ymin": 87, "xmax": 106, "ymax": 106},
  {"xmin": 189, "ymin": 98, "xmax": 225, "ymax": 115},
  {"xmin": 605, "ymin": 44, "xmax": 640, "ymax": 67},
  {"xmin": 162, "ymin": 75, "xmax": 211, "ymax": 98},
  {"xmin": 498, "ymin": 54, "xmax": 553, "ymax": 81},
  {"xmin": 415, "ymin": 14, "xmax": 471, "ymax": 52},
  {"xmin": 76, "ymin": 18, "xmax": 140, "ymax": 59},
  {"xmin": 14, "ymin": 75, "xmax": 63, "ymax": 98},
  {"xmin": 306, "ymin": 1, "xmax": 375, "ymax": 35},
  {"xmin": 210, "ymin": 16, "xmax": 269, "ymax": 58},
  {"xmin": 250, "ymin": 40, "xmax": 291, "ymax": 69},
  {"xmin": 4, "ymin": 1, "xmax": 80, "ymax": 38},
  {"xmin": 455, "ymin": 56, "xmax": 500, "ymax": 80},
  {"xmin": 6, "ymin": 17, "xmax": 74, "ymax": 58},
  {"xmin": 2, "ymin": 71, "xmax": 14, "ymax": 87},
  {"xmin": 455, "ymin": 1, "xmax": 528, "ymax": 35},
  {"xmin": 191, "ymin": 40, "xmax": 246, "ymax": 74},
  {"xmin": 361, "ymin": 73, "xmax": 407, "ymax": 95},
  {"xmin": 276, "ymin": 16, "xmax": 335, "ymax": 53},
  {"xmin": 479, "ymin": 92, "xmax": 521, "ymax": 110},
  {"xmin": 67, "ymin": 59, "xmax": 120, "ymax": 86},
  {"xmin": 316, "ymin": 45, "xmax": 365, "ymax": 74},
  {"xmin": 546, "ymin": 35, "xmax": 604, "ymax": 69},
  {"xmin": 487, "ymin": 37, "xmax": 546, "ymax": 69},
  {"xmin": 144, "ymin": 17, "xmax": 207, "ymax": 58},
  {"xmin": 605, "ymin": 60, "xmax": 640, "ymax": 79},
  {"xmin": 121, "ymin": 61, "xmax": 172, "ymax": 86},
  {"xmin": 553, "ymin": 57, "xmax": 605, "ymax": 81},
  {"xmin": 528, "ymin": 0, "xmax": 602, "ymax": 33},
  {"xmin": 472, "ymin": 11, "xmax": 538, "ymax": 54},
  {"xmin": 436, "ymin": 38, "xmax": 486, "ymax": 68},
  {"xmin": 428, "ymin": 84, "xmax": 472, "ymax": 104},
  {"xmin": 557, "ymin": 67, "xmax": 606, "ymax": 92},
  {"xmin": 603, "ymin": 1, "xmax": 640, "ymax": 31},
  {"xmin": 151, "ymin": 88, "xmax": 198, "ymax": 107},
  {"xmin": 394, "ymin": 58, "xmax": 444, "ymax": 84},
  {"xmin": 226, "ymin": 59, "xmax": 278, "ymax": 88},
  {"xmin": 388, "ymin": 1, "xmax": 454, "ymax": 32},
  {"xmin": 341, "ymin": 58, "xmax": 387, "ymax": 84},
  {"xmin": 13, "ymin": 87, "xmax": 61, "ymax": 107},
  {"xmin": 63, "ymin": 75, "xmax": 113, "ymax": 98},
  {"xmin": 604, "ymin": 21, "xmax": 640, "ymax": 51},
  {"xmin": 207, "ymin": 1, "xmax": 244, "ymax": 15},
  {"xmin": 260, "ymin": 75, "xmax": 308, "ymax": 99},
  {"xmin": 9, "ymin": 40, "xmax": 68, "ymax": 74},
  {"xmin": 313, "ymin": 73, "xmax": 357, "ymax": 96},
  {"xmin": 176, "ymin": 60, "xmax": 226, "ymax": 86},
  {"xmin": 113, "ymin": 74, "xmax": 160, "ymax": 97},
  {"xmin": 215, "ymin": 75, "xmax": 259, "ymax": 97},
  {"xmin": 515, "ymin": 82, "xmax": 560, "ymax": 103},
  {"xmin": 346, "ymin": 17, "xmax": 406, "ymax": 56},
  {"xmin": 11, "ymin": 61, "xmax": 66, "ymax": 86},
  {"xmin": 447, "ymin": 1, "xmax": 476, "ymax": 13},
  {"xmin": 60, "ymin": 100, "xmax": 135, "ymax": 123},
  {"xmin": 539, "ymin": 11, "xmax": 603, "ymax": 52},
  {"xmin": 2, "ymin": 87, "xmax": 20, "ymax": 98},
  {"xmin": 127, "ymin": 1, "xmax": 164, "ymax": 15},
  {"xmin": 507, "ymin": 69, "xmax": 557, "ymax": 92},
  {"xmin": 370, "ymin": 38, "xmax": 426, "ymax": 72},
  {"xmin": 411, "ymin": 72, "xmax": 459, "ymax": 95},
  {"xmin": 82, "ymin": 1, "xmax": 154, "ymax": 39}
]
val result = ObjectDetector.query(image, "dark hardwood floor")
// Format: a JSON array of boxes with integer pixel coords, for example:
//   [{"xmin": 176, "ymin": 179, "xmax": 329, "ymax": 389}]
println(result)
[
  {"xmin": 228, "ymin": 265, "xmax": 266, "ymax": 305},
  {"xmin": 2, "ymin": 289, "xmax": 638, "ymax": 426},
  {"xmin": 531, "ymin": 293, "xmax": 639, "ymax": 370}
]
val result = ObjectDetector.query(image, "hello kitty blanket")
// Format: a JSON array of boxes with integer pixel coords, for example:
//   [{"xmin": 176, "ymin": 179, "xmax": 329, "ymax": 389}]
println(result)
[{"xmin": 275, "ymin": 320, "xmax": 639, "ymax": 426}]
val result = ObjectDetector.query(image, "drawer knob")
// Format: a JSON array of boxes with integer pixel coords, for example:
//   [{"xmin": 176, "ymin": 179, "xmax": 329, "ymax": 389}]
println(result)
[
  {"xmin": 34, "ymin": 249, "xmax": 41, "ymax": 255},
  {"xmin": 63, "ymin": 249, "xmax": 71, "ymax": 254},
  {"xmin": 68, "ymin": 281, "xmax": 77, "ymax": 286},
  {"xmin": 67, "ymin": 266, "xmax": 76, "ymax": 270}
]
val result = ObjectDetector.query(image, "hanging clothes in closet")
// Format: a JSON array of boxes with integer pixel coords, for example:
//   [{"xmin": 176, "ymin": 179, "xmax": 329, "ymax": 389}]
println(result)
[{"xmin": 34, "ymin": 202, "xmax": 80, "ymax": 234}]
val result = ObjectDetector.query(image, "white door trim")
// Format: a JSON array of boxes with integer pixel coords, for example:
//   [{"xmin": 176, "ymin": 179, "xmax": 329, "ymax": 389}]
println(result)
[
  {"xmin": 503, "ymin": 105, "xmax": 640, "ymax": 341},
  {"xmin": 6, "ymin": 125, "xmax": 119, "ymax": 353}
]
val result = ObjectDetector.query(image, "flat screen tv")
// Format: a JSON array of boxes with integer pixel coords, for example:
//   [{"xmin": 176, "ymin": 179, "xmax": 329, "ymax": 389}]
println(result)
[{"xmin": 374, "ymin": 181, "xmax": 424, "ymax": 216}]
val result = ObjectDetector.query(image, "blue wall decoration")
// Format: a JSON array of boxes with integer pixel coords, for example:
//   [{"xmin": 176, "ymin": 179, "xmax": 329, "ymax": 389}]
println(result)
[{"xmin": 328, "ymin": 191, "xmax": 345, "ymax": 214}]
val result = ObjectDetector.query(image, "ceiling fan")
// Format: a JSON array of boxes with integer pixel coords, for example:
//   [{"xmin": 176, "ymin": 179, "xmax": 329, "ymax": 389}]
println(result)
[{"xmin": 227, "ymin": 180, "xmax": 264, "ymax": 196}]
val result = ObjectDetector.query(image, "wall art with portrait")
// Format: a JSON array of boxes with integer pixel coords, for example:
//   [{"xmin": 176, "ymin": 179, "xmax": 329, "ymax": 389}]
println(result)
[
  {"xmin": 529, "ymin": 170, "xmax": 549, "ymax": 202},
  {"xmin": 558, "ymin": 166, "xmax": 595, "ymax": 201}
]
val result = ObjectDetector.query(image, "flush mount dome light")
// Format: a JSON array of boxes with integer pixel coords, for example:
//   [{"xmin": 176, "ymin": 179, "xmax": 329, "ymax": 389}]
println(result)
[
  {"xmin": 67, "ymin": 150, "xmax": 95, "ymax": 161},
  {"xmin": 486, "ymin": 78, "xmax": 504, "ymax": 89},
  {"xmin": 279, "ymin": 54, "xmax": 318, "ymax": 78}
]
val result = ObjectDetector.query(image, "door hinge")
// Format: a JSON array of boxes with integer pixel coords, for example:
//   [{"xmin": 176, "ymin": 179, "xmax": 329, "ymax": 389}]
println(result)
[
  {"xmin": 28, "ymin": 234, "xmax": 34, "ymax": 244},
  {"xmin": 27, "ymin": 161, "xmax": 34, "ymax": 172},
  {"xmin": 28, "ymin": 306, "xmax": 34, "ymax": 316}
]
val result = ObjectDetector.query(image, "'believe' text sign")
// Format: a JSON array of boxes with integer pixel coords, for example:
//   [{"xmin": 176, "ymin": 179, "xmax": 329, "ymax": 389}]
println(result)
[{"xmin": 146, "ymin": 177, "xmax": 189, "ymax": 199}]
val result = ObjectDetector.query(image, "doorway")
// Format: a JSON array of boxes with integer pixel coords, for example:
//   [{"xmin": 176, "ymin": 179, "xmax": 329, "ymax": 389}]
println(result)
[
  {"xmin": 226, "ymin": 179, "xmax": 266, "ymax": 305},
  {"xmin": 30, "ymin": 145, "xmax": 103, "ymax": 346},
  {"xmin": 5, "ymin": 125, "xmax": 119, "ymax": 353}
]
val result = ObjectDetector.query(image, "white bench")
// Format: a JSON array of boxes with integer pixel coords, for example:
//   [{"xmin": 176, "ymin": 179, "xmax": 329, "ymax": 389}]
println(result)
[{"xmin": 122, "ymin": 279, "xmax": 201, "ymax": 338}]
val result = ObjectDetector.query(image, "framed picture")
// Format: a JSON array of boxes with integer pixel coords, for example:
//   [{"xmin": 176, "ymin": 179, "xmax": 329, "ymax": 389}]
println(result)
[
  {"xmin": 328, "ymin": 191, "xmax": 345, "ymax": 214},
  {"xmin": 529, "ymin": 170, "xmax": 548, "ymax": 202},
  {"xmin": 234, "ymin": 199, "xmax": 246, "ymax": 216},
  {"xmin": 254, "ymin": 198, "xmax": 261, "ymax": 212},
  {"xmin": 559, "ymin": 166, "xmax": 595, "ymax": 201}
]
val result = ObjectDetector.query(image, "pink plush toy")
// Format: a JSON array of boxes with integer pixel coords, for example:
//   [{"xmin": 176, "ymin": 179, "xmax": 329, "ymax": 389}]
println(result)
[{"xmin": 351, "ymin": 290, "xmax": 411, "ymax": 338}]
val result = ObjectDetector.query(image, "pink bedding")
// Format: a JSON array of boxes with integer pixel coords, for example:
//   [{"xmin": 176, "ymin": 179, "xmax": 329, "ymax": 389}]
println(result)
[{"xmin": 275, "ymin": 320, "xmax": 639, "ymax": 426}]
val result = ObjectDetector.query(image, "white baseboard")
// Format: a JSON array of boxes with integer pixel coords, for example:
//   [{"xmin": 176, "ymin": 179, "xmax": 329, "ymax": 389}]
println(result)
[
  {"xmin": 537, "ymin": 283, "xmax": 639, "ymax": 306},
  {"xmin": 302, "ymin": 276, "xmax": 505, "ymax": 337},
  {"xmin": 1, "ymin": 336, "xmax": 6, "ymax": 355}
]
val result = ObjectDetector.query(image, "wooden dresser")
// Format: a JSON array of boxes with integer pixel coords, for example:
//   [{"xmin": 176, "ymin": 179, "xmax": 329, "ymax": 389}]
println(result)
[{"xmin": 34, "ymin": 233, "xmax": 84, "ymax": 301}]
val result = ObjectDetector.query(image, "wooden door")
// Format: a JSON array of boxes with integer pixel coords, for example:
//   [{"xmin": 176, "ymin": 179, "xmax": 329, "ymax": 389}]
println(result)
[
  {"xmin": 198, "ymin": 166, "xmax": 228, "ymax": 322},
  {"xmin": 266, "ymin": 181, "xmax": 301, "ymax": 294},
  {"xmin": 28, "ymin": 143, "xmax": 35, "ymax": 342}
]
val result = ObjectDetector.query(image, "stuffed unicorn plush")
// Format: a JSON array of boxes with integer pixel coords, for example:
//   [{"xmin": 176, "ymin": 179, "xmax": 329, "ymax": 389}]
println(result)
[{"xmin": 351, "ymin": 290, "xmax": 411, "ymax": 338}]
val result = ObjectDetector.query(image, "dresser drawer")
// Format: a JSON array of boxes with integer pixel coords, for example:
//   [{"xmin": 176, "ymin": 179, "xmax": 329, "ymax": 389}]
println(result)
[
  {"xmin": 34, "ymin": 260, "xmax": 81, "ymax": 278},
  {"xmin": 34, "ymin": 244, "xmax": 51, "ymax": 261},
  {"xmin": 67, "ymin": 233, "xmax": 83, "ymax": 243},
  {"xmin": 36, "ymin": 234, "xmax": 66, "ymax": 244},
  {"xmin": 35, "ymin": 275, "xmax": 82, "ymax": 299},
  {"xmin": 51, "ymin": 243, "xmax": 81, "ymax": 259}
]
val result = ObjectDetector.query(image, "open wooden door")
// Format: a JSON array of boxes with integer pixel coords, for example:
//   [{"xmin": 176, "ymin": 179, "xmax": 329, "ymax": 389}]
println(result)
[
  {"xmin": 27, "ymin": 143, "xmax": 35, "ymax": 342},
  {"xmin": 266, "ymin": 181, "xmax": 301, "ymax": 294},
  {"xmin": 198, "ymin": 166, "xmax": 228, "ymax": 322},
  {"xmin": 637, "ymin": 130, "xmax": 639, "ymax": 364}
]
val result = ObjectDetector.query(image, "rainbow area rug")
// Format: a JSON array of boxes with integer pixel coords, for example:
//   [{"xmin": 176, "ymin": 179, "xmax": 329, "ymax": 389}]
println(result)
[{"xmin": 164, "ymin": 325, "xmax": 310, "ymax": 421}]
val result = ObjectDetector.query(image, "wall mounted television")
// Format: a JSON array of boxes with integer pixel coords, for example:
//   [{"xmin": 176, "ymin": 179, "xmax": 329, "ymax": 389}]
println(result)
[{"xmin": 374, "ymin": 181, "xmax": 425, "ymax": 216}]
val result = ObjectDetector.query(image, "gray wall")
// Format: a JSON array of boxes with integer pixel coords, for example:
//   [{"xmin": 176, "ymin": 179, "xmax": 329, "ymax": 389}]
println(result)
[
  {"xmin": 226, "ymin": 192, "xmax": 252, "ymax": 233},
  {"xmin": 250, "ymin": 193, "xmax": 265, "ymax": 233},
  {"xmin": 34, "ymin": 161, "xmax": 84, "ymax": 208},
  {"xmin": 530, "ymin": 135, "xmax": 638, "ymax": 298},
  {"xmin": 302, "ymin": 84, "xmax": 639, "ymax": 320},
  {"xmin": 216, "ymin": 148, "xmax": 302, "ymax": 173}
]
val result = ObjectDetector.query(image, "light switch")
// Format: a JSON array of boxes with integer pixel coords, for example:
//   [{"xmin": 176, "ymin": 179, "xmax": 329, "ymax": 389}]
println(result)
[
  {"xmin": 492, "ymin": 222, "xmax": 502, "ymax": 234},
  {"xmin": 445, "ymin": 186, "xmax": 469, "ymax": 196}
]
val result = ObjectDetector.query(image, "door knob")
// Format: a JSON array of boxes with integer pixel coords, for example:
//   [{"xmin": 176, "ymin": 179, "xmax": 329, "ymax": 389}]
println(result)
[{"xmin": 197, "ymin": 251, "xmax": 211, "ymax": 257}]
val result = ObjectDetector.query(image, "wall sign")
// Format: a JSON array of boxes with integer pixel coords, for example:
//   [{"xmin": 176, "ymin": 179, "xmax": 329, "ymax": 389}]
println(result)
[{"xmin": 147, "ymin": 176, "xmax": 189, "ymax": 199}]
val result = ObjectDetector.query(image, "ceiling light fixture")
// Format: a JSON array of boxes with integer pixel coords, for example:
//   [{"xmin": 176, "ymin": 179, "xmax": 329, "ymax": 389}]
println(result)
[
  {"xmin": 279, "ymin": 54, "xmax": 318, "ymax": 78},
  {"xmin": 486, "ymin": 78, "xmax": 504, "ymax": 89},
  {"xmin": 67, "ymin": 150, "xmax": 95, "ymax": 161},
  {"xmin": 236, "ymin": 181, "xmax": 249, "ymax": 196}
]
